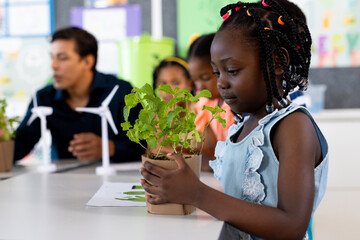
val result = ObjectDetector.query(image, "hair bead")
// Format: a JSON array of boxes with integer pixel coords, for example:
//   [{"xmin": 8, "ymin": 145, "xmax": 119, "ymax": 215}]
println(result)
[
  {"xmin": 247, "ymin": 9, "xmax": 251, "ymax": 16},
  {"xmin": 222, "ymin": 12, "xmax": 230, "ymax": 21},
  {"xmin": 266, "ymin": 104, "xmax": 274, "ymax": 113},
  {"xmin": 278, "ymin": 98, "xmax": 288, "ymax": 107},
  {"xmin": 264, "ymin": 27, "xmax": 270, "ymax": 37},
  {"xmin": 262, "ymin": 0, "xmax": 270, "ymax": 7},
  {"xmin": 278, "ymin": 16, "xmax": 285, "ymax": 25}
]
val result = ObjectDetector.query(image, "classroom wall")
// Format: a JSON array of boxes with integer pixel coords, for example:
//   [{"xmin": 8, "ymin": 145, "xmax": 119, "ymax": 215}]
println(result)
[
  {"xmin": 54, "ymin": 0, "xmax": 360, "ymax": 109},
  {"xmin": 309, "ymin": 67, "xmax": 360, "ymax": 109}
]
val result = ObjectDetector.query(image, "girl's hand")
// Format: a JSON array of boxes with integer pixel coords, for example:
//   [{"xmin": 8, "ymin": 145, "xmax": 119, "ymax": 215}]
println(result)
[{"xmin": 140, "ymin": 153, "xmax": 201, "ymax": 205}]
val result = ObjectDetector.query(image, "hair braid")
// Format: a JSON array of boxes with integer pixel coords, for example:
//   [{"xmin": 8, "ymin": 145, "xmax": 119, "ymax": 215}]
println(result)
[
  {"xmin": 248, "ymin": 8, "xmax": 275, "ymax": 111},
  {"xmin": 272, "ymin": 37, "xmax": 291, "ymax": 98}
]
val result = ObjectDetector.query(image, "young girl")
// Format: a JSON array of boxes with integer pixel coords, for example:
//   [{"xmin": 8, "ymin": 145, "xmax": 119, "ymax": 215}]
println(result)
[
  {"xmin": 151, "ymin": 57, "xmax": 195, "ymax": 156},
  {"xmin": 153, "ymin": 57, "xmax": 194, "ymax": 103},
  {"xmin": 140, "ymin": 1, "xmax": 329, "ymax": 239},
  {"xmin": 187, "ymin": 34, "xmax": 236, "ymax": 171}
]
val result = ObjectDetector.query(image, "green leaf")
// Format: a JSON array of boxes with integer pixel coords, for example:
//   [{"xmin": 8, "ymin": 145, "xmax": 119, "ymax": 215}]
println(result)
[
  {"xmin": 121, "ymin": 121, "xmax": 132, "ymax": 131},
  {"xmin": 147, "ymin": 137, "xmax": 158, "ymax": 149},
  {"xmin": 215, "ymin": 116, "xmax": 227, "ymax": 128},
  {"xmin": 124, "ymin": 93, "xmax": 139, "ymax": 108},
  {"xmin": 195, "ymin": 89, "xmax": 212, "ymax": 99},
  {"xmin": 139, "ymin": 111, "xmax": 155, "ymax": 125},
  {"xmin": 194, "ymin": 130, "xmax": 201, "ymax": 142},
  {"xmin": 140, "ymin": 83, "xmax": 154, "ymax": 96},
  {"xmin": 202, "ymin": 105, "xmax": 216, "ymax": 114},
  {"xmin": 158, "ymin": 85, "xmax": 174, "ymax": 95}
]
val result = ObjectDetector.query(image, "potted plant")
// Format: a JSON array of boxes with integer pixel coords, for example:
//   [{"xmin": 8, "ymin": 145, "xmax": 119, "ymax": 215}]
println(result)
[
  {"xmin": 121, "ymin": 83, "xmax": 225, "ymax": 214},
  {"xmin": 0, "ymin": 99, "xmax": 19, "ymax": 172}
]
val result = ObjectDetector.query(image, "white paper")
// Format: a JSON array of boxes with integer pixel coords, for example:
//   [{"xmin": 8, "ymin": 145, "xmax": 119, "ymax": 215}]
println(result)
[
  {"xmin": 83, "ymin": 8, "xmax": 126, "ymax": 41},
  {"xmin": 87, "ymin": 182, "xmax": 146, "ymax": 207},
  {"xmin": 8, "ymin": 4, "xmax": 51, "ymax": 36}
]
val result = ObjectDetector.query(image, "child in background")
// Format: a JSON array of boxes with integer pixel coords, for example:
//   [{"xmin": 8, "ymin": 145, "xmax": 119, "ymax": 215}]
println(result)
[
  {"xmin": 141, "ymin": 1, "xmax": 328, "ymax": 239},
  {"xmin": 152, "ymin": 57, "xmax": 195, "ymax": 155},
  {"xmin": 153, "ymin": 57, "xmax": 194, "ymax": 103},
  {"xmin": 187, "ymin": 34, "xmax": 236, "ymax": 171}
]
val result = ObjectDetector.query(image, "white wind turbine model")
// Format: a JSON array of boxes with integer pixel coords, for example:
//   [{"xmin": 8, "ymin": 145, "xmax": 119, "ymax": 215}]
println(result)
[
  {"xmin": 76, "ymin": 85, "xmax": 119, "ymax": 175},
  {"xmin": 27, "ymin": 93, "xmax": 56, "ymax": 172}
]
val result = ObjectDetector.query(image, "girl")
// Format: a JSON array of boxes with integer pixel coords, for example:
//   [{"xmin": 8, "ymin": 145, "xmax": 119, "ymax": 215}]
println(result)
[
  {"xmin": 141, "ymin": 1, "xmax": 329, "ymax": 239},
  {"xmin": 187, "ymin": 34, "xmax": 236, "ymax": 171},
  {"xmin": 153, "ymin": 57, "xmax": 194, "ymax": 103},
  {"xmin": 151, "ymin": 57, "xmax": 195, "ymax": 156}
]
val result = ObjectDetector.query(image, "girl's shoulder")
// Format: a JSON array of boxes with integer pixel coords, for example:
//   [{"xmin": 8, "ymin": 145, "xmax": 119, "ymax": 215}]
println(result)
[{"xmin": 270, "ymin": 104, "xmax": 323, "ymax": 165}]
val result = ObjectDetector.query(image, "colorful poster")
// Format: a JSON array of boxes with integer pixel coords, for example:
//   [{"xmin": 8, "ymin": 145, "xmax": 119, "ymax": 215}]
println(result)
[{"xmin": 298, "ymin": 0, "xmax": 360, "ymax": 68}]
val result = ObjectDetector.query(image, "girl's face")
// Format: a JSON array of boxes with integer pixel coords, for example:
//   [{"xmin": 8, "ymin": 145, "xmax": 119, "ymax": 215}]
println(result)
[
  {"xmin": 210, "ymin": 28, "xmax": 268, "ymax": 116},
  {"xmin": 156, "ymin": 65, "xmax": 193, "ymax": 101},
  {"xmin": 187, "ymin": 57, "xmax": 220, "ymax": 99}
]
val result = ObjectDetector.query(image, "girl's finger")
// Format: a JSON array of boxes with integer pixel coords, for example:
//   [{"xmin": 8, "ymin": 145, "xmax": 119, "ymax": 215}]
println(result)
[
  {"xmin": 142, "ymin": 161, "xmax": 167, "ymax": 178},
  {"xmin": 146, "ymin": 194, "xmax": 168, "ymax": 205},
  {"xmin": 167, "ymin": 153, "xmax": 186, "ymax": 169},
  {"xmin": 140, "ymin": 167, "xmax": 162, "ymax": 187},
  {"xmin": 140, "ymin": 179, "xmax": 164, "ymax": 200}
]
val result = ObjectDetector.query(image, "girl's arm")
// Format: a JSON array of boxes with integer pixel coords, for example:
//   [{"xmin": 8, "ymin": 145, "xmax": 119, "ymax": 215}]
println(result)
[{"xmin": 140, "ymin": 111, "xmax": 320, "ymax": 240}]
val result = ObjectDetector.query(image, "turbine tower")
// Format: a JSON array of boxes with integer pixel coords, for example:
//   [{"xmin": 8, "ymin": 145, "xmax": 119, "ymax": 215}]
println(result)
[
  {"xmin": 27, "ymin": 93, "xmax": 56, "ymax": 172},
  {"xmin": 76, "ymin": 85, "xmax": 119, "ymax": 175}
]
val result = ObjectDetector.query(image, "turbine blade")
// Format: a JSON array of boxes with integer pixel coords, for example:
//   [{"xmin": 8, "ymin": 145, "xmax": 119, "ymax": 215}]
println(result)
[
  {"xmin": 27, "ymin": 114, "xmax": 37, "ymax": 126},
  {"xmin": 104, "ymin": 110, "xmax": 118, "ymax": 135},
  {"xmin": 102, "ymin": 85, "xmax": 119, "ymax": 107},
  {"xmin": 75, "ymin": 107, "xmax": 100, "ymax": 115},
  {"xmin": 41, "ymin": 107, "xmax": 53, "ymax": 116},
  {"xmin": 32, "ymin": 92, "xmax": 38, "ymax": 108}
]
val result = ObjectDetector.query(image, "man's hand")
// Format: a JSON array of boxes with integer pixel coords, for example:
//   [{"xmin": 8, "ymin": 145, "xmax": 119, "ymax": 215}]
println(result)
[{"xmin": 68, "ymin": 133, "xmax": 115, "ymax": 161}]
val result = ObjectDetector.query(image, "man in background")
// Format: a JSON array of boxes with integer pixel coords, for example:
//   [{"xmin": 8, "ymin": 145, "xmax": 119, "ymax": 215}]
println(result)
[{"xmin": 14, "ymin": 26, "xmax": 144, "ymax": 163}]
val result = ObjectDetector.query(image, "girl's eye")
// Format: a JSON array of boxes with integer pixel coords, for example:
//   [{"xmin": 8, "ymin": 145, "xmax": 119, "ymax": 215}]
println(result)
[
  {"xmin": 172, "ymin": 81, "xmax": 180, "ymax": 86},
  {"xmin": 227, "ymin": 69, "xmax": 239, "ymax": 76},
  {"xmin": 212, "ymin": 71, "xmax": 220, "ymax": 78}
]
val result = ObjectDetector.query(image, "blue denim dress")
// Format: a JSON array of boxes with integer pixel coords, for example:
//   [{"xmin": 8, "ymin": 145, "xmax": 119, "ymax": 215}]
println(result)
[{"xmin": 210, "ymin": 104, "xmax": 329, "ymax": 240}]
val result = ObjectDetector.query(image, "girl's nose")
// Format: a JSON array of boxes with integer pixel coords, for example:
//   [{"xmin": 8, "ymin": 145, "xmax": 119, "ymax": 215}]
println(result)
[
  {"xmin": 196, "ymin": 82, "xmax": 205, "ymax": 91},
  {"xmin": 217, "ymin": 75, "xmax": 229, "ymax": 89}
]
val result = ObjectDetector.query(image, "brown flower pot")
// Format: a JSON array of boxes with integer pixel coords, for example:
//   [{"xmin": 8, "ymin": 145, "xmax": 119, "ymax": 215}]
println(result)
[
  {"xmin": 0, "ymin": 140, "xmax": 14, "ymax": 172},
  {"xmin": 141, "ymin": 154, "xmax": 201, "ymax": 215}
]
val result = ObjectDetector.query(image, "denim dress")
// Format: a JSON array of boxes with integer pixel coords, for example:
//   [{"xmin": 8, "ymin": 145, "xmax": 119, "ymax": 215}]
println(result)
[{"xmin": 210, "ymin": 103, "xmax": 329, "ymax": 240}]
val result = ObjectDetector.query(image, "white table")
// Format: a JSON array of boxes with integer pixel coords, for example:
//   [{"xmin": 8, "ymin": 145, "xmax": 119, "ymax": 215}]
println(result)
[{"xmin": 0, "ymin": 168, "xmax": 223, "ymax": 240}]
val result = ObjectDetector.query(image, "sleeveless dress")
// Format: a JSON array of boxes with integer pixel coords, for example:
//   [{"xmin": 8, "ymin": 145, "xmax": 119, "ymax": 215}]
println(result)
[{"xmin": 210, "ymin": 103, "xmax": 329, "ymax": 240}]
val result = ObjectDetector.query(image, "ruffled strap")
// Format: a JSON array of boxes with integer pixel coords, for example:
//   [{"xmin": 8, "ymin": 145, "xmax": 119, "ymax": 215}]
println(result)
[
  {"xmin": 240, "ymin": 105, "xmax": 295, "ymax": 204},
  {"xmin": 241, "ymin": 128, "xmax": 266, "ymax": 204},
  {"xmin": 209, "ymin": 141, "xmax": 226, "ymax": 181}
]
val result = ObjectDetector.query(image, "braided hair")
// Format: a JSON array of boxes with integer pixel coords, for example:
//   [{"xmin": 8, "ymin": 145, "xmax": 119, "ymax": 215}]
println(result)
[{"xmin": 218, "ymin": 0, "xmax": 312, "ymax": 113}]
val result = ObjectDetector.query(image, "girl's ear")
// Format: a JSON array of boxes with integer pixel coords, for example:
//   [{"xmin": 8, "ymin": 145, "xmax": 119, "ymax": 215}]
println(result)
[{"xmin": 272, "ymin": 47, "xmax": 289, "ymax": 76}]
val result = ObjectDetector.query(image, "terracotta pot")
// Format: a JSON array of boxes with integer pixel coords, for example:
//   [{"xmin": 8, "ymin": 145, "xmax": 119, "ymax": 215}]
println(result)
[
  {"xmin": 0, "ymin": 140, "xmax": 14, "ymax": 172},
  {"xmin": 141, "ymin": 154, "xmax": 201, "ymax": 215}
]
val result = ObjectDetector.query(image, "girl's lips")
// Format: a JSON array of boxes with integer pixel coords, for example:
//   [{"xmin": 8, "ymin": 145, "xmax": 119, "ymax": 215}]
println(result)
[{"xmin": 223, "ymin": 97, "xmax": 237, "ymax": 104}]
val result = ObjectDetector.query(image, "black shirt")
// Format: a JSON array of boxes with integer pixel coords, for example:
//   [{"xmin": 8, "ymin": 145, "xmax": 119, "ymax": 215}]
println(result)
[{"xmin": 14, "ymin": 71, "xmax": 144, "ymax": 163}]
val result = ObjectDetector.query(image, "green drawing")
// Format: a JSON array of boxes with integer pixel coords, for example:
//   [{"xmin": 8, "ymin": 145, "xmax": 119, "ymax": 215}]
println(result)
[
  {"xmin": 123, "ymin": 191, "xmax": 145, "ymax": 195},
  {"xmin": 131, "ymin": 185, "xmax": 143, "ymax": 189},
  {"xmin": 115, "ymin": 196, "xmax": 146, "ymax": 202}
]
